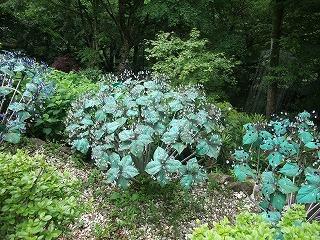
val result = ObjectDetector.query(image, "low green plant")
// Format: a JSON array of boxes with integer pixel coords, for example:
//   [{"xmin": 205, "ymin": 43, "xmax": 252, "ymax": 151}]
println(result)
[
  {"xmin": 66, "ymin": 73, "xmax": 223, "ymax": 189},
  {"xmin": 231, "ymin": 111, "xmax": 320, "ymax": 222},
  {"xmin": 0, "ymin": 51, "xmax": 54, "ymax": 144},
  {"xmin": 32, "ymin": 70, "xmax": 98, "ymax": 139},
  {"xmin": 189, "ymin": 205, "xmax": 320, "ymax": 240},
  {"xmin": 0, "ymin": 150, "xmax": 80, "ymax": 239},
  {"xmin": 146, "ymin": 29, "xmax": 238, "ymax": 99}
]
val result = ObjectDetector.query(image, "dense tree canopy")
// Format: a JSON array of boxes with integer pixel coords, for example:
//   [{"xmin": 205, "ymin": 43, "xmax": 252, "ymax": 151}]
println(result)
[{"xmin": 1, "ymin": 0, "xmax": 319, "ymax": 114}]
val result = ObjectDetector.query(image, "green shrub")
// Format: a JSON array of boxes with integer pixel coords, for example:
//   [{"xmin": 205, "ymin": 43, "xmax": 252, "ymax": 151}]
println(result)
[
  {"xmin": 32, "ymin": 70, "xmax": 98, "ymax": 139},
  {"xmin": 66, "ymin": 73, "xmax": 223, "ymax": 189},
  {"xmin": 146, "ymin": 29, "xmax": 238, "ymax": 99},
  {"xmin": 231, "ymin": 111, "xmax": 320, "ymax": 221},
  {"xmin": 0, "ymin": 151, "xmax": 80, "ymax": 239},
  {"xmin": 0, "ymin": 51, "xmax": 54, "ymax": 144},
  {"xmin": 189, "ymin": 205, "xmax": 320, "ymax": 240}
]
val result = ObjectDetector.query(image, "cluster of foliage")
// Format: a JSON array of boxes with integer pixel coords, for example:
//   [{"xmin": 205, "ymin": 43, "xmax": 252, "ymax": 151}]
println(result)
[
  {"xmin": 0, "ymin": 51, "xmax": 54, "ymax": 144},
  {"xmin": 0, "ymin": 150, "xmax": 80, "ymax": 239},
  {"xmin": 232, "ymin": 111, "xmax": 320, "ymax": 221},
  {"xmin": 31, "ymin": 70, "xmax": 98, "ymax": 139},
  {"xmin": 66, "ymin": 73, "xmax": 223, "ymax": 189},
  {"xmin": 189, "ymin": 205, "xmax": 320, "ymax": 240},
  {"xmin": 146, "ymin": 29, "xmax": 238, "ymax": 99},
  {"xmin": 216, "ymin": 101, "xmax": 266, "ymax": 164}
]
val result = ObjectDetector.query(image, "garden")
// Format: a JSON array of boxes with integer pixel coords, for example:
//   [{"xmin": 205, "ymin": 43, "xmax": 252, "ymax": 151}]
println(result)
[{"xmin": 1, "ymin": 1, "xmax": 320, "ymax": 240}]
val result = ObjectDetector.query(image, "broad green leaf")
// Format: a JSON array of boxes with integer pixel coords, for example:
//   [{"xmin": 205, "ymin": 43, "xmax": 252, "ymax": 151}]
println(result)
[
  {"xmin": 165, "ymin": 159, "xmax": 182, "ymax": 173},
  {"xmin": 271, "ymin": 192, "xmax": 286, "ymax": 211},
  {"xmin": 196, "ymin": 140, "xmax": 209, "ymax": 155},
  {"xmin": 186, "ymin": 158, "xmax": 201, "ymax": 173},
  {"xmin": 95, "ymin": 110, "xmax": 106, "ymax": 121},
  {"xmin": 296, "ymin": 184, "xmax": 319, "ymax": 203},
  {"xmin": 172, "ymin": 142, "xmax": 186, "ymax": 154},
  {"xmin": 180, "ymin": 174, "xmax": 193, "ymax": 189},
  {"xmin": 136, "ymin": 96, "xmax": 150, "ymax": 106},
  {"xmin": 119, "ymin": 129, "xmax": 135, "ymax": 141},
  {"xmin": 279, "ymin": 163, "xmax": 301, "ymax": 177},
  {"xmin": 206, "ymin": 145, "xmax": 220, "ymax": 159},
  {"xmin": 120, "ymin": 155, "xmax": 133, "ymax": 166},
  {"xmin": 267, "ymin": 152, "xmax": 283, "ymax": 168},
  {"xmin": 122, "ymin": 165, "xmax": 139, "ymax": 179},
  {"xmin": 305, "ymin": 142, "xmax": 319, "ymax": 149},
  {"xmin": 259, "ymin": 130, "xmax": 273, "ymax": 139},
  {"xmin": 3, "ymin": 132, "xmax": 21, "ymax": 144},
  {"xmin": 305, "ymin": 167, "xmax": 320, "ymax": 185},
  {"xmin": 233, "ymin": 164, "xmax": 255, "ymax": 182},
  {"xmin": 169, "ymin": 100, "xmax": 183, "ymax": 112},
  {"xmin": 17, "ymin": 111, "xmax": 31, "ymax": 121},
  {"xmin": 109, "ymin": 152, "xmax": 121, "ymax": 166},
  {"xmin": 106, "ymin": 121, "xmax": 121, "ymax": 134},
  {"xmin": 8, "ymin": 102, "xmax": 26, "ymax": 112},
  {"xmin": 161, "ymin": 128, "xmax": 179, "ymax": 144},
  {"xmin": 260, "ymin": 138, "xmax": 274, "ymax": 151},
  {"xmin": 299, "ymin": 131, "xmax": 314, "ymax": 144},
  {"xmin": 278, "ymin": 178, "xmax": 298, "ymax": 194},
  {"xmin": 259, "ymin": 199, "xmax": 270, "ymax": 210},
  {"xmin": 0, "ymin": 86, "xmax": 12, "ymax": 96},
  {"xmin": 143, "ymin": 109, "xmax": 159, "ymax": 124},
  {"xmin": 106, "ymin": 168, "xmax": 119, "ymax": 183},
  {"xmin": 72, "ymin": 138, "xmax": 89, "ymax": 154},
  {"xmin": 261, "ymin": 171, "xmax": 276, "ymax": 197},
  {"xmin": 103, "ymin": 96, "xmax": 117, "ymax": 113},
  {"xmin": 243, "ymin": 129, "xmax": 258, "ymax": 145},
  {"xmin": 262, "ymin": 211, "xmax": 281, "ymax": 223},
  {"xmin": 233, "ymin": 150, "xmax": 249, "ymax": 161},
  {"xmin": 85, "ymin": 99, "xmax": 98, "ymax": 108},
  {"xmin": 130, "ymin": 140, "xmax": 145, "ymax": 157},
  {"xmin": 81, "ymin": 117, "xmax": 94, "ymax": 126},
  {"xmin": 117, "ymin": 177, "xmax": 129, "ymax": 189},
  {"xmin": 94, "ymin": 129, "xmax": 105, "ymax": 140},
  {"xmin": 180, "ymin": 127, "xmax": 194, "ymax": 144},
  {"xmin": 137, "ymin": 134, "xmax": 153, "ymax": 145},
  {"xmin": 156, "ymin": 171, "xmax": 170, "ymax": 186},
  {"xmin": 153, "ymin": 147, "xmax": 168, "ymax": 162},
  {"xmin": 279, "ymin": 141, "xmax": 297, "ymax": 156},
  {"xmin": 145, "ymin": 160, "xmax": 162, "ymax": 175}
]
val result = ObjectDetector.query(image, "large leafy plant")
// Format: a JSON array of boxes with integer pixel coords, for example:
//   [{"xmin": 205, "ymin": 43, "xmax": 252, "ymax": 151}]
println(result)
[
  {"xmin": 0, "ymin": 51, "xmax": 54, "ymax": 144},
  {"xmin": 189, "ymin": 205, "xmax": 320, "ymax": 240},
  {"xmin": 0, "ymin": 150, "xmax": 80, "ymax": 239},
  {"xmin": 232, "ymin": 111, "xmax": 320, "ymax": 222},
  {"xmin": 66, "ymin": 73, "xmax": 222, "ymax": 189}
]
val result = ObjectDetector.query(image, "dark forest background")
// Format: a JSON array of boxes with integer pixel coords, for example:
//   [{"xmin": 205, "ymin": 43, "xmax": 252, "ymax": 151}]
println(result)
[{"xmin": 1, "ymin": 0, "xmax": 319, "ymax": 115}]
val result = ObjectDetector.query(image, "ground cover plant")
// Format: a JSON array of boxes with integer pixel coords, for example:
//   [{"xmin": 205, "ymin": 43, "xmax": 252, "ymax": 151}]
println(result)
[
  {"xmin": 232, "ymin": 111, "xmax": 320, "ymax": 222},
  {"xmin": 0, "ymin": 150, "xmax": 81, "ymax": 239},
  {"xmin": 0, "ymin": 51, "xmax": 54, "ymax": 144},
  {"xmin": 66, "ymin": 73, "xmax": 223, "ymax": 189},
  {"xmin": 189, "ymin": 204, "xmax": 320, "ymax": 240}
]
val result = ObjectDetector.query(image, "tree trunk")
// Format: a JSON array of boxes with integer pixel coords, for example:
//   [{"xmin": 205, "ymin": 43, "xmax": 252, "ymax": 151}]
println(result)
[
  {"xmin": 266, "ymin": 0, "xmax": 285, "ymax": 116},
  {"xmin": 118, "ymin": 38, "xmax": 130, "ymax": 72}
]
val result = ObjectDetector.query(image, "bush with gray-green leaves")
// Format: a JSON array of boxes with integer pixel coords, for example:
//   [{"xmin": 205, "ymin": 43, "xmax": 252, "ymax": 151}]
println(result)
[
  {"xmin": 0, "ymin": 51, "xmax": 54, "ymax": 144},
  {"xmin": 232, "ymin": 111, "xmax": 320, "ymax": 222},
  {"xmin": 66, "ymin": 74, "xmax": 223, "ymax": 189}
]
